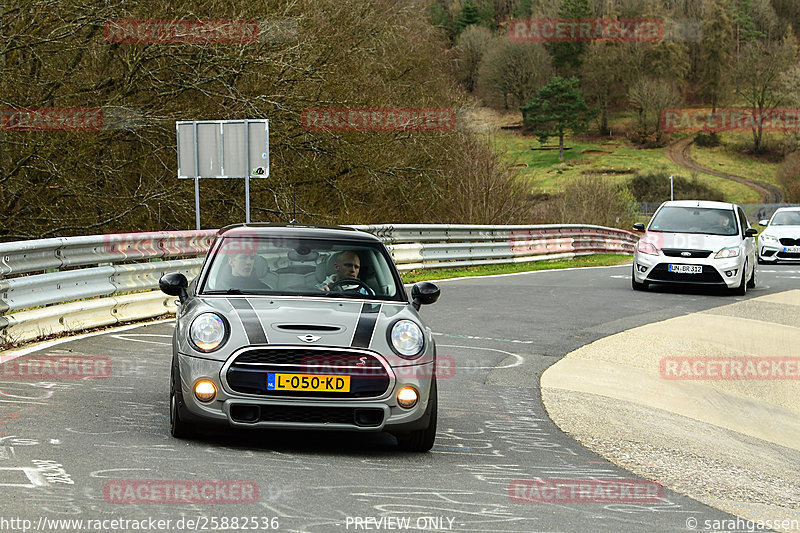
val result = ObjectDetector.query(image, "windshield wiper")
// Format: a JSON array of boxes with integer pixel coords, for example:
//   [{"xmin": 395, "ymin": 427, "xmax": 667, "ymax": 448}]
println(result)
[{"xmin": 203, "ymin": 289, "xmax": 275, "ymax": 295}]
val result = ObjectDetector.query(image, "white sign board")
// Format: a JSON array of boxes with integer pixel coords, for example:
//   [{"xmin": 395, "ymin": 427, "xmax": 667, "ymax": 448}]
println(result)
[
  {"xmin": 176, "ymin": 119, "xmax": 269, "ymax": 178},
  {"xmin": 176, "ymin": 119, "xmax": 270, "ymax": 229}
]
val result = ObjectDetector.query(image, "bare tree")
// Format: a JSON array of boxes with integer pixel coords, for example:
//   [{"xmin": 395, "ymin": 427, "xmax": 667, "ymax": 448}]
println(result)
[
  {"xmin": 628, "ymin": 76, "xmax": 682, "ymax": 137},
  {"xmin": 734, "ymin": 35, "xmax": 797, "ymax": 152},
  {"xmin": 477, "ymin": 39, "xmax": 553, "ymax": 110},
  {"xmin": 0, "ymin": 0, "xmax": 533, "ymax": 239},
  {"xmin": 453, "ymin": 25, "xmax": 494, "ymax": 92}
]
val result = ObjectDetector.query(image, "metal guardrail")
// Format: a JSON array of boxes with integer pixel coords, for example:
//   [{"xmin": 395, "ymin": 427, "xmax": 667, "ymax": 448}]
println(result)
[{"xmin": 0, "ymin": 225, "xmax": 636, "ymax": 346}]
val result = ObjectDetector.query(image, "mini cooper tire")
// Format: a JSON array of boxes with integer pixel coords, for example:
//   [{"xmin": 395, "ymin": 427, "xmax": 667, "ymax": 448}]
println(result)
[
  {"xmin": 395, "ymin": 379, "xmax": 438, "ymax": 453},
  {"xmin": 170, "ymin": 365, "xmax": 195, "ymax": 439}
]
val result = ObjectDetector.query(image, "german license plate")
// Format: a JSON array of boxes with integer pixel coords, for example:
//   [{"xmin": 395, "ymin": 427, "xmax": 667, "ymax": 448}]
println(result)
[
  {"xmin": 267, "ymin": 373, "xmax": 350, "ymax": 392},
  {"xmin": 783, "ymin": 246, "xmax": 800, "ymax": 253},
  {"xmin": 668, "ymin": 264, "xmax": 702, "ymax": 274}
]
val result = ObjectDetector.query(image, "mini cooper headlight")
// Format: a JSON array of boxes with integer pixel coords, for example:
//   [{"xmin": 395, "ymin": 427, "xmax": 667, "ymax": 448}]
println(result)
[
  {"xmin": 390, "ymin": 320, "xmax": 424, "ymax": 358},
  {"xmin": 715, "ymin": 247, "xmax": 741, "ymax": 259},
  {"xmin": 190, "ymin": 313, "xmax": 227, "ymax": 352}
]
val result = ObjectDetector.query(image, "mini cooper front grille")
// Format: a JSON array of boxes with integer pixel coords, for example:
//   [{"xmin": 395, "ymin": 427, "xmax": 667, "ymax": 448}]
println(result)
[
  {"xmin": 780, "ymin": 238, "xmax": 800, "ymax": 246},
  {"xmin": 661, "ymin": 249, "xmax": 712, "ymax": 258},
  {"xmin": 648, "ymin": 264, "xmax": 725, "ymax": 284},
  {"xmin": 234, "ymin": 405, "xmax": 385, "ymax": 427},
  {"xmin": 231, "ymin": 348, "xmax": 384, "ymax": 369},
  {"xmin": 226, "ymin": 348, "xmax": 390, "ymax": 398}
]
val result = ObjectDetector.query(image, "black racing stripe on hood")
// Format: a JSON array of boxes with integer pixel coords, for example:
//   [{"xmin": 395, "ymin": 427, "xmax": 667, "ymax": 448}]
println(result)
[
  {"xmin": 351, "ymin": 303, "xmax": 381, "ymax": 348},
  {"xmin": 228, "ymin": 298, "xmax": 268, "ymax": 344}
]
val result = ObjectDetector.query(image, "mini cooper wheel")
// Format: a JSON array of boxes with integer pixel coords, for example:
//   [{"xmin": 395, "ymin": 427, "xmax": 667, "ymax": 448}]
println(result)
[
  {"xmin": 395, "ymin": 379, "xmax": 438, "ymax": 452},
  {"xmin": 170, "ymin": 365, "xmax": 195, "ymax": 439}
]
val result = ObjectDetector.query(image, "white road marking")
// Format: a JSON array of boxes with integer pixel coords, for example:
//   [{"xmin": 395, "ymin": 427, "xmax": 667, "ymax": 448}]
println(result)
[
  {"xmin": 109, "ymin": 334, "xmax": 172, "ymax": 345},
  {"xmin": 433, "ymin": 333, "xmax": 534, "ymax": 345},
  {"xmin": 0, "ymin": 319, "xmax": 174, "ymax": 364},
  {"xmin": 437, "ymin": 344, "xmax": 524, "ymax": 370}
]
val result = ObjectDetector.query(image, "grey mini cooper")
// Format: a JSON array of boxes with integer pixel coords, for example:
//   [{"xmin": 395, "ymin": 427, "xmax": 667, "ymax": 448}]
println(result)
[{"xmin": 159, "ymin": 224, "xmax": 441, "ymax": 451}]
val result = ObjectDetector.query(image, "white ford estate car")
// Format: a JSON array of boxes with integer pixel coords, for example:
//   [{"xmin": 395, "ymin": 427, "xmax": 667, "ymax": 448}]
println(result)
[{"xmin": 632, "ymin": 200, "xmax": 758, "ymax": 294}]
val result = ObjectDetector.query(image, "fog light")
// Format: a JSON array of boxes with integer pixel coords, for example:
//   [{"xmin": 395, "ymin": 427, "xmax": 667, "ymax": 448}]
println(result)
[
  {"xmin": 725, "ymin": 270, "xmax": 737, "ymax": 277},
  {"xmin": 194, "ymin": 380, "xmax": 217, "ymax": 402},
  {"xmin": 396, "ymin": 386, "xmax": 419, "ymax": 409},
  {"xmin": 637, "ymin": 264, "xmax": 648, "ymax": 272}
]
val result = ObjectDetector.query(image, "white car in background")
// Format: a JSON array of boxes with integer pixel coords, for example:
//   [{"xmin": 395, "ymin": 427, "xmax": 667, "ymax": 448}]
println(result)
[
  {"xmin": 757, "ymin": 207, "xmax": 800, "ymax": 263},
  {"xmin": 631, "ymin": 200, "xmax": 758, "ymax": 295}
]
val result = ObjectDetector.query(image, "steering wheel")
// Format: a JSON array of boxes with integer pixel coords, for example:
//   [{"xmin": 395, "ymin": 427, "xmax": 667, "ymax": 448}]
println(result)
[{"xmin": 327, "ymin": 278, "xmax": 374, "ymax": 295}]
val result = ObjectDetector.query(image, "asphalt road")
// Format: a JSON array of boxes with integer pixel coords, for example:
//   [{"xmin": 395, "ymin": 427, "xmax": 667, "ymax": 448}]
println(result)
[{"xmin": 1, "ymin": 263, "xmax": 797, "ymax": 533}]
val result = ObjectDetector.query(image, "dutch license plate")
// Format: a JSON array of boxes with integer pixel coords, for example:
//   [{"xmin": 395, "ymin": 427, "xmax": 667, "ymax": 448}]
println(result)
[
  {"xmin": 783, "ymin": 246, "xmax": 800, "ymax": 253},
  {"xmin": 267, "ymin": 373, "xmax": 350, "ymax": 392},
  {"xmin": 668, "ymin": 264, "xmax": 702, "ymax": 274}
]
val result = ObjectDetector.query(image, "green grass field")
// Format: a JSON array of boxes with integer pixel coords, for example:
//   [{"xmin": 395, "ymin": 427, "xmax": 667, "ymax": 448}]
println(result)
[
  {"xmin": 496, "ymin": 129, "xmax": 759, "ymax": 202},
  {"xmin": 689, "ymin": 133, "xmax": 782, "ymax": 193},
  {"xmin": 401, "ymin": 253, "xmax": 632, "ymax": 284}
]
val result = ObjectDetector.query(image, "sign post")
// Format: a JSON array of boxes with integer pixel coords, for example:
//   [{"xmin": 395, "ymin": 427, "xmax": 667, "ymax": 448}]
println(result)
[{"xmin": 176, "ymin": 119, "xmax": 269, "ymax": 229}]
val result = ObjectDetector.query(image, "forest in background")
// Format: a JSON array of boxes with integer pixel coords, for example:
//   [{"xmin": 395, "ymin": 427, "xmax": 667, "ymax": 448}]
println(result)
[{"xmin": 3, "ymin": 0, "xmax": 800, "ymax": 240}]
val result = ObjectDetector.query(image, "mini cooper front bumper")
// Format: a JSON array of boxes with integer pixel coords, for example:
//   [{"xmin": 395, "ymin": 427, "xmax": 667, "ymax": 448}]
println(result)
[{"xmin": 175, "ymin": 346, "xmax": 435, "ymax": 432}]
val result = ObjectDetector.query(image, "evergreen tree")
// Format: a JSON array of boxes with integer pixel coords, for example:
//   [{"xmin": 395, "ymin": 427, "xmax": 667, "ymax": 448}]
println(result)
[
  {"xmin": 456, "ymin": 0, "xmax": 481, "ymax": 33},
  {"xmin": 547, "ymin": 0, "xmax": 592, "ymax": 73},
  {"xmin": 521, "ymin": 76, "xmax": 596, "ymax": 161},
  {"xmin": 733, "ymin": 0, "xmax": 767, "ymax": 60},
  {"xmin": 514, "ymin": 0, "xmax": 534, "ymax": 18},
  {"xmin": 699, "ymin": 0, "xmax": 735, "ymax": 112}
]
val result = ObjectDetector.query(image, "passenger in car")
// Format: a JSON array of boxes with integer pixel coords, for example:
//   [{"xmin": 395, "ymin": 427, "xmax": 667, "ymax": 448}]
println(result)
[{"xmin": 226, "ymin": 253, "xmax": 272, "ymax": 290}]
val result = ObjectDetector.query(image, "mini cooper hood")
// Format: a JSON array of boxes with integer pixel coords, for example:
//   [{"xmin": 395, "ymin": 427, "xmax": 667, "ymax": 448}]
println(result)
[
  {"xmin": 198, "ymin": 296, "xmax": 411, "ymax": 349},
  {"xmin": 645, "ymin": 231, "xmax": 744, "ymax": 251}
]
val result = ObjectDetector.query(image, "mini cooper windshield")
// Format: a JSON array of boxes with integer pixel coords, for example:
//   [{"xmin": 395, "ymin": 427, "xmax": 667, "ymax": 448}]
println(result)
[
  {"xmin": 649, "ymin": 206, "xmax": 739, "ymax": 236},
  {"xmin": 200, "ymin": 236, "xmax": 405, "ymax": 301}
]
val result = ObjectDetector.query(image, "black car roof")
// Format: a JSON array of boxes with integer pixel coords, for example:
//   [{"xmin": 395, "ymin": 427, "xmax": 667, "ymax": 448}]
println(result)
[{"xmin": 217, "ymin": 223, "xmax": 382, "ymax": 243}]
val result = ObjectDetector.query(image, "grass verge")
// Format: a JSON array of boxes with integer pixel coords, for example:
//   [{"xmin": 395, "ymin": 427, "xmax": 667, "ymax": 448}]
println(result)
[
  {"xmin": 401, "ymin": 253, "xmax": 632, "ymax": 284},
  {"xmin": 494, "ymin": 130, "xmax": 756, "ymax": 202}
]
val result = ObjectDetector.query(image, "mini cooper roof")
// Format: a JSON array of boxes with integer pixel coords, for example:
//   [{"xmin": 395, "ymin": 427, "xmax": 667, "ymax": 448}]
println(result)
[{"xmin": 217, "ymin": 223, "xmax": 383, "ymax": 243}]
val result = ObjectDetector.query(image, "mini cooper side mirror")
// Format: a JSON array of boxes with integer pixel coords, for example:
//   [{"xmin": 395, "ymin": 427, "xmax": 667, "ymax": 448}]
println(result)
[
  {"xmin": 160, "ymin": 272, "xmax": 189, "ymax": 303},
  {"xmin": 745, "ymin": 228, "xmax": 758, "ymax": 238},
  {"xmin": 632, "ymin": 222, "xmax": 645, "ymax": 232},
  {"xmin": 411, "ymin": 281, "xmax": 440, "ymax": 311}
]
